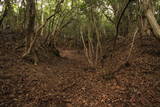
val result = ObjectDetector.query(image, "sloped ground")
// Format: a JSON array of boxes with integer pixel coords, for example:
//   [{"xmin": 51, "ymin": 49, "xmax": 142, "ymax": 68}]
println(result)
[{"xmin": 0, "ymin": 33, "xmax": 160, "ymax": 107}]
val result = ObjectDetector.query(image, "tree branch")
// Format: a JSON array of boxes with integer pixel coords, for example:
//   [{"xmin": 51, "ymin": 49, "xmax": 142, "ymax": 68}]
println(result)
[{"xmin": 112, "ymin": 0, "xmax": 132, "ymax": 53}]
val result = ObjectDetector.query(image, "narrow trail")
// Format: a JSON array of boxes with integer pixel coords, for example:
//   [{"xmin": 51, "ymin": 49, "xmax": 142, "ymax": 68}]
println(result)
[
  {"xmin": 60, "ymin": 49, "xmax": 87, "ymax": 64},
  {"xmin": 0, "ymin": 33, "xmax": 160, "ymax": 106}
]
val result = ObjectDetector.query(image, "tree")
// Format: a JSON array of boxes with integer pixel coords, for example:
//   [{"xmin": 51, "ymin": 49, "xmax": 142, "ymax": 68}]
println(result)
[
  {"xmin": 142, "ymin": 0, "xmax": 160, "ymax": 40},
  {"xmin": 23, "ymin": 0, "xmax": 37, "ymax": 64},
  {"xmin": 0, "ymin": 0, "xmax": 11, "ymax": 27}
]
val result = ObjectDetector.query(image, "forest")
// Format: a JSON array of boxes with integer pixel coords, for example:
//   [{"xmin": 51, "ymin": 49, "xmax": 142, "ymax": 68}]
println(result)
[{"xmin": 0, "ymin": 0, "xmax": 160, "ymax": 106}]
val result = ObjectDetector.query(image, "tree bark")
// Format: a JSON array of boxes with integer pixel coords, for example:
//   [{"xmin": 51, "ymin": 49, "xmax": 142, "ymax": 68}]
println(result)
[
  {"xmin": 146, "ymin": 9, "xmax": 160, "ymax": 39},
  {"xmin": 26, "ymin": 0, "xmax": 36, "ymax": 33},
  {"xmin": 142, "ymin": 0, "xmax": 160, "ymax": 39},
  {"xmin": 23, "ymin": 0, "xmax": 37, "ymax": 64},
  {"xmin": 25, "ymin": 0, "xmax": 36, "ymax": 53}
]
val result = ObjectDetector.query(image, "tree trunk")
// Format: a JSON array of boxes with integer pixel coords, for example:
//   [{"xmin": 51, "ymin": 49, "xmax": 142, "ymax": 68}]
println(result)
[
  {"xmin": 23, "ymin": 0, "xmax": 38, "ymax": 64},
  {"xmin": 146, "ymin": 9, "xmax": 160, "ymax": 39},
  {"xmin": 109, "ymin": 0, "xmax": 130, "ymax": 36},
  {"xmin": 22, "ymin": 0, "xmax": 65, "ymax": 64},
  {"xmin": 142, "ymin": 0, "xmax": 160, "ymax": 39},
  {"xmin": 25, "ymin": 0, "xmax": 36, "ymax": 51},
  {"xmin": 0, "ymin": 0, "xmax": 10, "ymax": 27},
  {"xmin": 26, "ymin": 0, "xmax": 35, "ymax": 34}
]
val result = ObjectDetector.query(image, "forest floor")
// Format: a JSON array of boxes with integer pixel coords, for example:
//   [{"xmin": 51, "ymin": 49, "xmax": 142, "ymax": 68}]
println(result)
[{"xmin": 0, "ymin": 32, "xmax": 160, "ymax": 107}]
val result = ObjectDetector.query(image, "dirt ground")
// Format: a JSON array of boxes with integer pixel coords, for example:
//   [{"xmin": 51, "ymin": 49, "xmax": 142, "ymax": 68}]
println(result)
[{"xmin": 0, "ymin": 32, "xmax": 160, "ymax": 107}]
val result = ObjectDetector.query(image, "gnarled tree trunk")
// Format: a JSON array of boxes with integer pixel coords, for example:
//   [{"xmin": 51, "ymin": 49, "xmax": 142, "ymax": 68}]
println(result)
[
  {"xmin": 142, "ymin": 0, "xmax": 160, "ymax": 40},
  {"xmin": 23, "ymin": 0, "xmax": 65, "ymax": 65}
]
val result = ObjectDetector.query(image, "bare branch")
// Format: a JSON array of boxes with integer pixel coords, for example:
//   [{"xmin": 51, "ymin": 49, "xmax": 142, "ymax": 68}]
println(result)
[{"xmin": 112, "ymin": 0, "xmax": 132, "ymax": 53}]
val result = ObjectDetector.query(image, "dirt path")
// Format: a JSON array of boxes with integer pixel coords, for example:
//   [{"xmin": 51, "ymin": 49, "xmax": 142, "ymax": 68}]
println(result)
[{"xmin": 0, "ymin": 33, "xmax": 160, "ymax": 107}]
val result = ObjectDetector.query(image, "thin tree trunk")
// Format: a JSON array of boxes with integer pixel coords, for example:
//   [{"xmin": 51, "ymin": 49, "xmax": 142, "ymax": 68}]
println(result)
[
  {"xmin": 0, "ymin": 0, "xmax": 10, "ymax": 27},
  {"xmin": 41, "ymin": 0, "xmax": 44, "ymax": 35}
]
